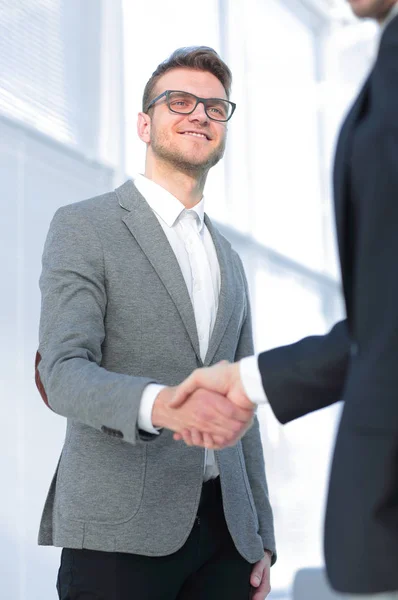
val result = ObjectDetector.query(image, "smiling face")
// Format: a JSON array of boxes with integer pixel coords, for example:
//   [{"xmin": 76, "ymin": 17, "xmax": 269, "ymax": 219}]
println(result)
[
  {"xmin": 138, "ymin": 68, "xmax": 228, "ymax": 177},
  {"xmin": 347, "ymin": 0, "xmax": 397, "ymax": 20}
]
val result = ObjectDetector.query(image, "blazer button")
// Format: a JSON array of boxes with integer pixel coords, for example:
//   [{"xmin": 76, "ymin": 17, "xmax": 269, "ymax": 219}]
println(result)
[{"xmin": 350, "ymin": 343, "xmax": 359, "ymax": 357}]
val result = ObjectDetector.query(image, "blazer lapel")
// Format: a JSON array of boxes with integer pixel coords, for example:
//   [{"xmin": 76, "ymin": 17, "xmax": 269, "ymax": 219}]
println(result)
[
  {"xmin": 115, "ymin": 180, "xmax": 201, "ymax": 362},
  {"xmin": 204, "ymin": 215, "xmax": 237, "ymax": 366}
]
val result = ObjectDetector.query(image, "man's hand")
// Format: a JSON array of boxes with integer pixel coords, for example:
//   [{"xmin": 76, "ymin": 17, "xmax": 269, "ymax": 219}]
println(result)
[
  {"xmin": 250, "ymin": 552, "xmax": 272, "ymax": 600},
  {"xmin": 152, "ymin": 386, "xmax": 254, "ymax": 449},
  {"xmin": 167, "ymin": 362, "xmax": 255, "ymax": 449},
  {"xmin": 170, "ymin": 362, "xmax": 254, "ymax": 410}
]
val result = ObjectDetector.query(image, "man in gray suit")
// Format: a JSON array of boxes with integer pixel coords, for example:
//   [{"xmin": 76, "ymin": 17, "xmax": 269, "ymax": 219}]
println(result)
[{"xmin": 35, "ymin": 47, "xmax": 276, "ymax": 600}]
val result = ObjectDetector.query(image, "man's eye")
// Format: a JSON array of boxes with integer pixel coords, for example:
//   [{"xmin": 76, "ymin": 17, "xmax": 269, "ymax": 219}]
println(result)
[{"xmin": 209, "ymin": 106, "xmax": 226, "ymax": 117}]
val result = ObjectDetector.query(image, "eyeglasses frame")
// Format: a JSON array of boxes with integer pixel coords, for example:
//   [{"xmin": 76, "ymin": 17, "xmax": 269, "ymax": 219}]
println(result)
[{"xmin": 145, "ymin": 90, "xmax": 236, "ymax": 122}]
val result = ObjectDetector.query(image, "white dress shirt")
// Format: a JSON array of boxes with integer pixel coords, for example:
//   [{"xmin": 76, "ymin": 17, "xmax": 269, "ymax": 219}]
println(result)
[
  {"xmin": 134, "ymin": 174, "xmax": 221, "ymax": 480},
  {"xmin": 239, "ymin": 4, "xmax": 398, "ymax": 408}
]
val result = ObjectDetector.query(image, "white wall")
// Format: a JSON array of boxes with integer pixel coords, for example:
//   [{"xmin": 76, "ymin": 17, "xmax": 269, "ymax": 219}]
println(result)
[
  {"xmin": 0, "ymin": 2, "xmax": 122, "ymax": 597},
  {"xmin": 0, "ymin": 116, "xmax": 114, "ymax": 600}
]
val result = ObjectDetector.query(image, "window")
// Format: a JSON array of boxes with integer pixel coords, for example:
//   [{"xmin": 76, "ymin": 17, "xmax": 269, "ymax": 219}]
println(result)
[{"xmin": 0, "ymin": 0, "xmax": 102, "ymax": 154}]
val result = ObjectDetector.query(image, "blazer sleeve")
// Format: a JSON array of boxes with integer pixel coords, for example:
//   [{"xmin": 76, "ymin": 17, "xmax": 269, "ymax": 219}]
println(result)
[
  {"xmin": 36, "ymin": 205, "xmax": 157, "ymax": 445},
  {"xmin": 258, "ymin": 320, "xmax": 350, "ymax": 425},
  {"xmin": 234, "ymin": 257, "xmax": 277, "ymax": 562}
]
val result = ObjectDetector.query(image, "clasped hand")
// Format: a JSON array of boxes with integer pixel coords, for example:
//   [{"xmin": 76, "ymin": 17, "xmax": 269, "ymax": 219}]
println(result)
[{"xmin": 153, "ymin": 362, "xmax": 255, "ymax": 449}]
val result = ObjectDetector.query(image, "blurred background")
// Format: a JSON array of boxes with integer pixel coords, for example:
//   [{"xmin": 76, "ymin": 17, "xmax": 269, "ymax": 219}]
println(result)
[{"xmin": 0, "ymin": 0, "xmax": 379, "ymax": 598}]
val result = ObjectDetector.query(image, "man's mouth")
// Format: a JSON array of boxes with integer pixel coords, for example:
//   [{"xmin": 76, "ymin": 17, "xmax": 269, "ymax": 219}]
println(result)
[{"xmin": 179, "ymin": 131, "xmax": 210, "ymax": 140}]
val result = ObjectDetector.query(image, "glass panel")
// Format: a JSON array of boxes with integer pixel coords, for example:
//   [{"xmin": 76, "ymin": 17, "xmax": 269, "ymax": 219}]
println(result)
[{"xmin": 253, "ymin": 264, "xmax": 343, "ymax": 591}]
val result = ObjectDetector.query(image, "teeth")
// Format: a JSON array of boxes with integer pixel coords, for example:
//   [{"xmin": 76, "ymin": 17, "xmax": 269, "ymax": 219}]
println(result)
[{"xmin": 184, "ymin": 132, "xmax": 207, "ymax": 138}]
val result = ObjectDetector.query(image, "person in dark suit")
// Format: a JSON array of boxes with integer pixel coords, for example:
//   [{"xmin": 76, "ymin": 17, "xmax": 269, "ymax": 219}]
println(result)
[{"xmin": 171, "ymin": 2, "xmax": 398, "ymax": 597}]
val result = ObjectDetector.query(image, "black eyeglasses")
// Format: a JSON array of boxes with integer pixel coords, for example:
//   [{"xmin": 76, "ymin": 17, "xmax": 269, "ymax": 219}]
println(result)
[{"xmin": 146, "ymin": 90, "xmax": 236, "ymax": 122}]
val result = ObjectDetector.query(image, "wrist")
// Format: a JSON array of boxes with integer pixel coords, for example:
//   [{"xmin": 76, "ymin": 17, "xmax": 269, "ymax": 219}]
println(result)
[{"xmin": 232, "ymin": 363, "xmax": 256, "ymax": 410}]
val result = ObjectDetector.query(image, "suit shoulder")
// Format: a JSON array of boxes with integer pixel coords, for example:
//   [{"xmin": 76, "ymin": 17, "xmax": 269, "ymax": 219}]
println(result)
[{"xmin": 54, "ymin": 189, "xmax": 119, "ymax": 220}]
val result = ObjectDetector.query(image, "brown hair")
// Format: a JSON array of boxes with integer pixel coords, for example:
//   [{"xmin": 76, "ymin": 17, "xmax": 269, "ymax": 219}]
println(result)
[{"xmin": 142, "ymin": 46, "xmax": 232, "ymax": 112}]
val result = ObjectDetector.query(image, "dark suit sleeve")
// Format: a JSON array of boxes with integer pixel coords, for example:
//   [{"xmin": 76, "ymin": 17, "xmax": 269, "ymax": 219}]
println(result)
[{"xmin": 258, "ymin": 320, "xmax": 350, "ymax": 424}]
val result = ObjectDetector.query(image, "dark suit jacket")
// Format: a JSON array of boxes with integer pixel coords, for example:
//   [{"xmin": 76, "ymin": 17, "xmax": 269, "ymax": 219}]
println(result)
[{"xmin": 258, "ymin": 15, "xmax": 398, "ymax": 595}]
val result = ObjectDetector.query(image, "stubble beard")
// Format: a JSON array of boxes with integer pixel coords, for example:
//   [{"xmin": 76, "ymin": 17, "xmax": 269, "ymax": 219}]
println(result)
[{"xmin": 150, "ymin": 130, "xmax": 226, "ymax": 177}]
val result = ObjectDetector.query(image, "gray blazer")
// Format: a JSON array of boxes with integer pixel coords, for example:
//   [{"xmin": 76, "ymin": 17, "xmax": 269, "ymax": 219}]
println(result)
[{"xmin": 36, "ymin": 180, "xmax": 276, "ymax": 563}]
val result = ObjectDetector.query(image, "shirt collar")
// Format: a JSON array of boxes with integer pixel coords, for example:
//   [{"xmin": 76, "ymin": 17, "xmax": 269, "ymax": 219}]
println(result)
[{"xmin": 133, "ymin": 174, "xmax": 205, "ymax": 231}]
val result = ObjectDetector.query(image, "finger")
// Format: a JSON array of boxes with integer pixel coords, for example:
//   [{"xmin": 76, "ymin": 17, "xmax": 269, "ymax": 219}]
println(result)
[
  {"xmin": 206, "ymin": 414, "xmax": 249, "ymax": 440},
  {"xmin": 251, "ymin": 569, "xmax": 263, "ymax": 588},
  {"xmin": 172, "ymin": 390, "xmax": 249, "ymax": 443},
  {"xmin": 252, "ymin": 579, "xmax": 271, "ymax": 600},
  {"xmin": 252, "ymin": 572, "xmax": 271, "ymax": 600},
  {"xmin": 192, "ymin": 414, "xmax": 247, "ymax": 447},
  {"xmin": 213, "ymin": 396, "xmax": 254, "ymax": 423},
  {"xmin": 180, "ymin": 428, "xmax": 194, "ymax": 446},
  {"xmin": 211, "ymin": 434, "xmax": 228, "ymax": 448},
  {"xmin": 250, "ymin": 560, "xmax": 266, "ymax": 588},
  {"xmin": 172, "ymin": 364, "xmax": 231, "ymax": 408},
  {"xmin": 178, "ymin": 429, "xmax": 219, "ymax": 449},
  {"xmin": 192, "ymin": 390, "xmax": 252, "ymax": 434},
  {"xmin": 202, "ymin": 432, "xmax": 218, "ymax": 449},
  {"xmin": 190, "ymin": 428, "xmax": 206, "ymax": 447},
  {"xmin": 196, "ymin": 420, "xmax": 241, "ymax": 445}
]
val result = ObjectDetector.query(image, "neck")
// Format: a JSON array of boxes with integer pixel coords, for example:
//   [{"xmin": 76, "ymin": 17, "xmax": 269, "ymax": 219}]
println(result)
[{"xmin": 144, "ymin": 159, "xmax": 208, "ymax": 209}]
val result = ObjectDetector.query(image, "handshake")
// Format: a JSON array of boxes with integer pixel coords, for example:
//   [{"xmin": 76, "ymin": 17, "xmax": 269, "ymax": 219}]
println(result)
[{"xmin": 152, "ymin": 361, "xmax": 255, "ymax": 450}]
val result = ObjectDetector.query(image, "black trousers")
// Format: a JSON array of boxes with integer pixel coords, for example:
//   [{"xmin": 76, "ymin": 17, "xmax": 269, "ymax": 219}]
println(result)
[{"xmin": 57, "ymin": 478, "xmax": 254, "ymax": 600}]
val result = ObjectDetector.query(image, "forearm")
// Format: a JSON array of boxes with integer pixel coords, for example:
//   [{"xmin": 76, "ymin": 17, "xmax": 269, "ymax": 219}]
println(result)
[
  {"xmin": 258, "ymin": 320, "xmax": 350, "ymax": 424},
  {"xmin": 37, "ymin": 351, "xmax": 156, "ymax": 444}
]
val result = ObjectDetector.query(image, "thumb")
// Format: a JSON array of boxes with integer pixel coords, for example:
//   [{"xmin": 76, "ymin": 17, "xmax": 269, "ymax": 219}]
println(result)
[
  {"xmin": 169, "ymin": 375, "xmax": 198, "ymax": 408},
  {"xmin": 251, "ymin": 570, "xmax": 263, "ymax": 588}
]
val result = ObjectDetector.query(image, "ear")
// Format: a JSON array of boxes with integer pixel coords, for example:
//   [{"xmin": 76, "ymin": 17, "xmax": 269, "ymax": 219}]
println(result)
[{"xmin": 137, "ymin": 112, "xmax": 151, "ymax": 143}]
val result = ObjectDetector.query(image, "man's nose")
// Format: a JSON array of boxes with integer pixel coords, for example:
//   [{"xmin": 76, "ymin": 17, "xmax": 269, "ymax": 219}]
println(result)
[{"xmin": 187, "ymin": 101, "xmax": 208, "ymax": 123}]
